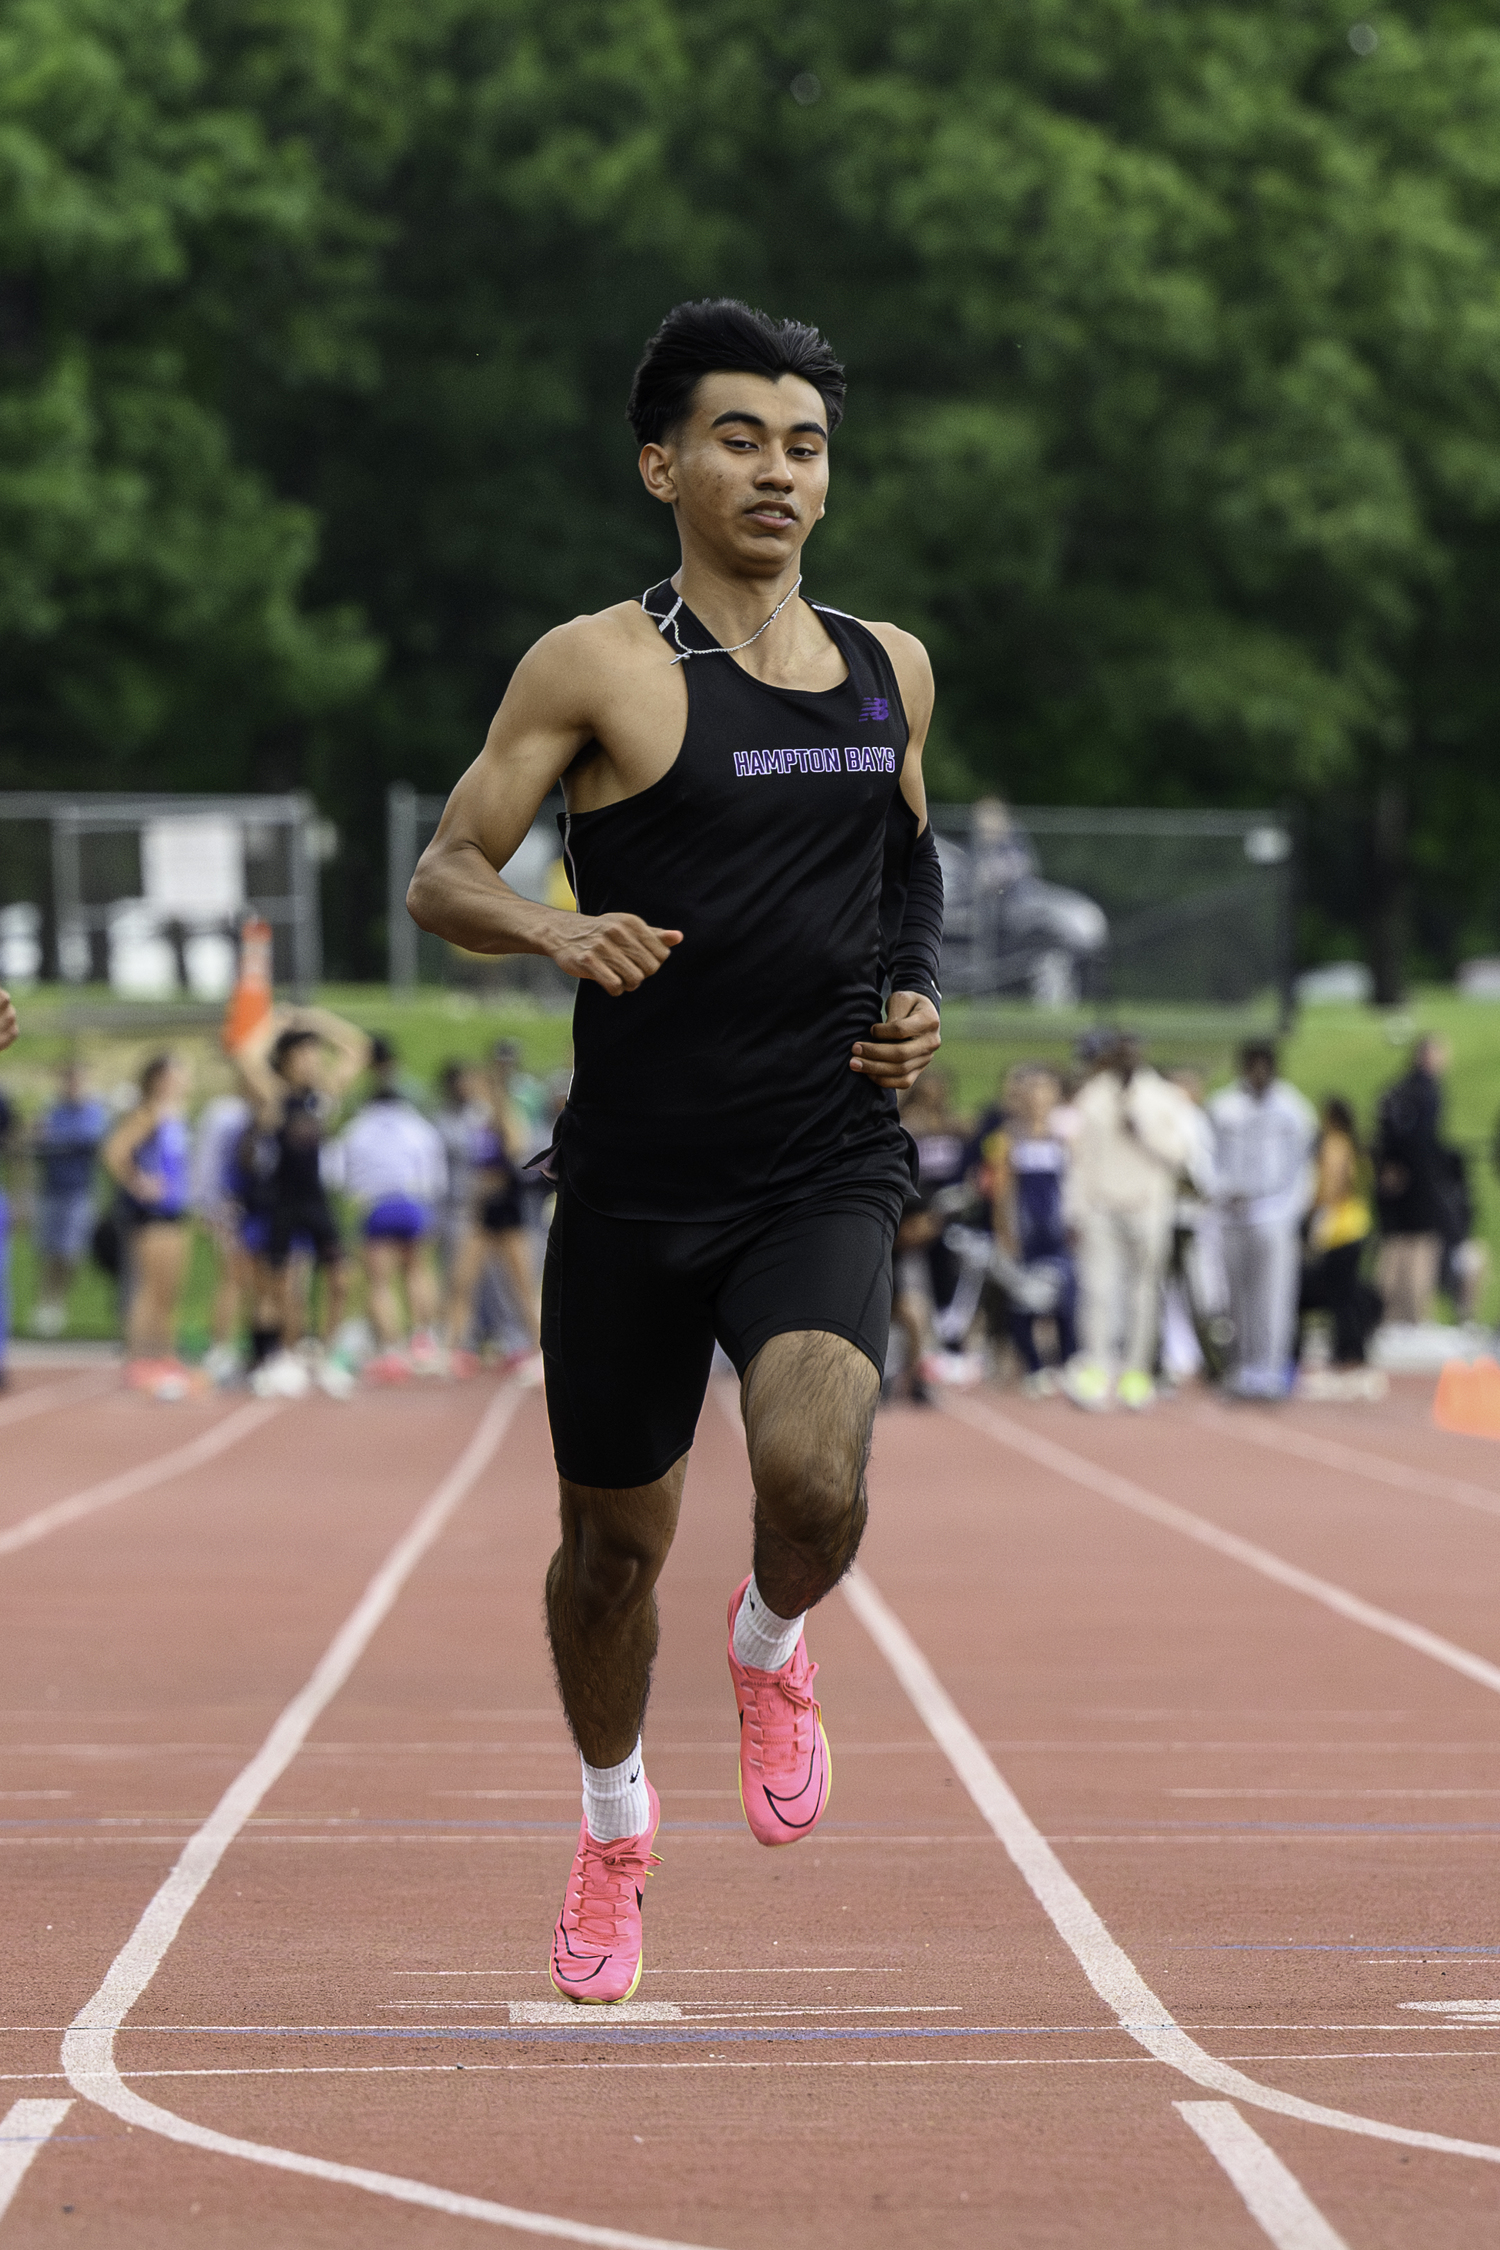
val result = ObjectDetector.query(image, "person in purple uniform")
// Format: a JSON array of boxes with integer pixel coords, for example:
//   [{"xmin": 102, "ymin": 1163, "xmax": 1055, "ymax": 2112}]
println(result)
[
  {"xmin": 407, "ymin": 299, "xmax": 943, "ymax": 2004},
  {"xmin": 102, "ymin": 1054, "xmax": 198, "ymax": 1398}
]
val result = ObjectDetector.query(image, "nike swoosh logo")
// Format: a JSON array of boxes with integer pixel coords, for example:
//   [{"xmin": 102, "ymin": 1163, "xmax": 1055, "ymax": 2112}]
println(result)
[{"xmin": 628, "ymin": 1769, "xmax": 641, "ymax": 1784}]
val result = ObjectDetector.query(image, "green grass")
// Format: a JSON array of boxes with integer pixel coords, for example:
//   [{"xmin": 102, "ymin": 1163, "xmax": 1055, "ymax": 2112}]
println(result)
[{"xmin": 4, "ymin": 982, "xmax": 1500, "ymax": 1339}]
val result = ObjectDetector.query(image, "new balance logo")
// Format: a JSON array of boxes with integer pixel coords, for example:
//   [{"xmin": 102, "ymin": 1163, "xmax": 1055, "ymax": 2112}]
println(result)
[{"xmin": 860, "ymin": 696, "xmax": 889, "ymax": 723}]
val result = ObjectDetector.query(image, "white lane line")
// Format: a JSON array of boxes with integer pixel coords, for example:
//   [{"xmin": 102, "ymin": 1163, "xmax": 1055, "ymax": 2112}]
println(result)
[
  {"xmin": 945, "ymin": 1394, "xmax": 1500, "ymax": 1700},
  {"xmin": 62, "ymin": 1390, "xmax": 723, "ymax": 2250},
  {"xmin": 1199, "ymin": 1408, "xmax": 1500, "ymax": 1522},
  {"xmin": 0, "ymin": 1401, "xmax": 282, "ymax": 1560},
  {"xmin": 0, "ymin": 2099, "xmax": 73, "ymax": 2219},
  {"xmin": 0, "ymin": 1370, "xmax": 114, "ymax": 1431},
  {"xmin": 1176, "ymin": 2103, "xmax": 1349, "ymax": 2249},
  {"xmin": 840, "ymin": 1560, "xmax": 1500, "ymax": 2162}
]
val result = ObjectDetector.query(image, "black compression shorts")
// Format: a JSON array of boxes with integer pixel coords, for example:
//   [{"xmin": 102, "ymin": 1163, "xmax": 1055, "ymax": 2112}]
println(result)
[
  {"xmin": 265, "ymin": 1196, "xmax": 344, "ymax": 1271},
  {"xmin": 541, "ymin": 1178, "xmax": 903, "ymax": 1489}
]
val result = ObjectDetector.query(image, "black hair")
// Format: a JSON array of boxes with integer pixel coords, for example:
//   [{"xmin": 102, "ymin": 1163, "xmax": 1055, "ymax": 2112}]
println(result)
[
  {"xmin": 140, "ymin": 1052, "xmax": 175, "ymax": 1099},
  {"xmin": 438, "ymin": 1059, "xmax": 467, "ymax": 1100},
  {"xmin": 1240, "ymin": 1039, "xmax": 1278, "ymax": 1073},
  {"xmin": 271, "ymin": 1027, "xmax": 318, "ymax": 1078},
  {"xmin": 369, "ymin": 1035, "xmax": 397, "ymax": 1069},
  {"xmin": 626, "ymin": 299, "xmax": 846, "ymax": 448},
  {"xmin": 1323, "ymin": 1096, "xmax": 1358, "ymax": 1140}
]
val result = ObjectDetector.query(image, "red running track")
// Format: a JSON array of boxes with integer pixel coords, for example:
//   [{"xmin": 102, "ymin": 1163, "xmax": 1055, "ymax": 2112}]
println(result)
[{"xmin": 2, "ymin": 1370, "xmax": 1500, "ymax": 2244}]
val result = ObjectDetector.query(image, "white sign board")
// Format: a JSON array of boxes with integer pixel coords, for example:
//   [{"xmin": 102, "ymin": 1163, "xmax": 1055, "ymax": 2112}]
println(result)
[{"xmin": 141, "ymin": 817, "xmax": 245, "ymax": 918}]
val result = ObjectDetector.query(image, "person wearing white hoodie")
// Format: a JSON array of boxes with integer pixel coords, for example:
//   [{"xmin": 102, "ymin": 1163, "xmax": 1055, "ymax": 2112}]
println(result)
[
  {"xmin": 326, "ymin": 1041, "xmax": 448, "ymax": 1372},
  {"xmin": 1063, "ymin": 1033, "xmax": 1204, "ymax": 1408},
  {"xmin": 1207, "ymin": 1040, "xmax": 1316, "ymax": 1399}
]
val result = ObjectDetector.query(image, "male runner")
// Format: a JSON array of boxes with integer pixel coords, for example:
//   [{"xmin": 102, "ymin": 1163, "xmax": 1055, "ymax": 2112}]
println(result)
[{"xmin": 409, "ymin": 299, "xmax": 944, "ymax": 2002}]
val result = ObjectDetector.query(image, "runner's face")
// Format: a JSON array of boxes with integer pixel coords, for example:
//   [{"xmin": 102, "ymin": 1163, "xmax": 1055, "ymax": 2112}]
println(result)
[{"xmin": 641, "ymin": 371, "xmax": 830, "ymax": 572}]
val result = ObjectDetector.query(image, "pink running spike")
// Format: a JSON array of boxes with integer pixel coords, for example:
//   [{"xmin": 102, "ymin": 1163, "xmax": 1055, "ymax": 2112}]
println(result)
[
  {"xmin": 727, "ymin": 1578, "xmax": 832, "ymax": 1847},
  {"xmin": 549, "ymin": 1782, "xmax": 662, "ymax": 2004}
]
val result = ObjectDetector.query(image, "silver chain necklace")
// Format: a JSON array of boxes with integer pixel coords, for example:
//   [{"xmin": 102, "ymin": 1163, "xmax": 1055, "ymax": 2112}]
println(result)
[{"xmin": 645, "ymin": 577, "xmax": 802, "ymax": 667}]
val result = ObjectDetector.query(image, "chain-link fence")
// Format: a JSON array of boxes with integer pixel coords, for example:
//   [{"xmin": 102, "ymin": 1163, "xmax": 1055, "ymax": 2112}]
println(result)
[
  {"xmin": 928, "ymin": 803, "xmax": 1294, "ymax": 1020},
  {"xmin": 386, "ymin": 786, "xmax": 1295, "ymax": 1021},
  {"xmin": 387, "ymin": 784, "xmax": 573, "ymax": 1000},
  {"xmin": 0, "ymin": 792, "xmax": 327, "ymax": 1000}
]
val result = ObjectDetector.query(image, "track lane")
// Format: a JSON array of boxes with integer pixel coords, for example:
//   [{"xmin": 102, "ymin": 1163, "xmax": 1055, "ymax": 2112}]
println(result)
[
  {"xmin": 859, "ymin": 1396, "xmax": 1500, "ymax": 2245},
  {"xmin": 0, "ymin": 1388, "xmax": 269, "ymax": 1536},
  {"xmin": 11, "ymin": 1376, "xmax": 1500, "ymax": 2242},
  {"xmin": 0, "ymin": 1371, "xmax": 116, "ymax": 1433}
]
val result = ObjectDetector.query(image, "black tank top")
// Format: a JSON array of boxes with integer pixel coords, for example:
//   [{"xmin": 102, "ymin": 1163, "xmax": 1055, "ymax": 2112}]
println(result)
[
  {"xmin": 554, "ymin": 583, "xmax": 920, "ymax": 1221},
  {"xmin": 275, "ymin": 1088, "xmax": 327, "ymax": 1203}
]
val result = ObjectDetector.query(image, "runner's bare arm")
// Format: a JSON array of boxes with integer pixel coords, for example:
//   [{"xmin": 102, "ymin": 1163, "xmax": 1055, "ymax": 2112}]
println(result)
[
  {"xmin": 0, "ymin": 986, "xmax": 15, "ymax": 1051},
  {"xmin": 233, "ymin": 1004, "xmax": 292, "ymax": 1126},
  {"xmin": 852, "ymin": 624, "xmax": 942, "ymax": 1092},
  {"xmin": 406, "ymin": 619, "xmax": 683, "ymax": 998},
  {"xmin": 294, "ymin": 1006, "xmax": 373, "ymax": 1100}
]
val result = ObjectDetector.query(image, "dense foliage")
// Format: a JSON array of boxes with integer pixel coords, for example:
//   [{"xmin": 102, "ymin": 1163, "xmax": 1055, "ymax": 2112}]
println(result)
[{"xmin": 4, "ymin": 0, "xmax": 1499, "ymax": 985}]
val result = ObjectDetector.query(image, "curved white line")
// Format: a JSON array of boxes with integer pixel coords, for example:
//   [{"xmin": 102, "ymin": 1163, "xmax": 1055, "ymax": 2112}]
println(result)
[
  {"xmin": 0, "ymin": 1400, "xmax": 282, "ymax": 1559},
  {"xmin": 0, "ymin": 1368, "xmax": 115, "ymax": 1430},
  {"xmin": 946, "ymin": 1394, "xmax": 1500, "ymax": 1697},
  {"xmin": 842, "ymin": 1562, "xmax": 1500, "ymax": 2163},
  {"xmin": 61, "ymin": 1388, "xmax": 724, "ymax": 2249}
]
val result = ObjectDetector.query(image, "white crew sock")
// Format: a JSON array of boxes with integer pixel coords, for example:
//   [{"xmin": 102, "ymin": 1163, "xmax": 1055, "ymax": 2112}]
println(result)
[
  {"xmin": 732, "ymin": 1573, "xmax": 806, "ymax": 1675},
  {"xmin": 581, "ymin": 1737, "xmax": 650, "ymax": 1843}
]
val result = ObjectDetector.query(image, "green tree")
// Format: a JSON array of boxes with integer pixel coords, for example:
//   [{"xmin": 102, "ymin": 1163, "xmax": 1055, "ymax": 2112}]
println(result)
[
  {"xmin": 10, "ymin": 0, "xmax": 1500, "ymax": 991},
  {"xmin": 0, "ymin": 0, "xmax": 377, "ymax": 790}
]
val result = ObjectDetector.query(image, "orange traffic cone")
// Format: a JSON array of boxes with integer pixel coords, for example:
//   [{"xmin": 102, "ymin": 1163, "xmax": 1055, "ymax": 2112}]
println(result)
[
  {"xmin": 1433, "ymin": 1356, "xmax": 1500, "ymax": 1440},
  {"xmin": 222, "ymin": 917, "xmax": 273, "ymax": 1053}
]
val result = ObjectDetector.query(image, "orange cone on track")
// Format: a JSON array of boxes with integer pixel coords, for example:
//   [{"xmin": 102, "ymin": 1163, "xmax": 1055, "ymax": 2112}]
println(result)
[
  {"xmin": 222, "ymin": 917, "xmax": 273, "ymax": 1053},
  {"xmin": 1433, "ymin": 1356, "xmax": 1500, "ymax": 1440}
]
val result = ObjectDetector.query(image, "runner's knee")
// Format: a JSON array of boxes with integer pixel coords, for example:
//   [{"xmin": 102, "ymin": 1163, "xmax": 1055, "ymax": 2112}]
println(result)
[
  {"xmin": 752, "ymin": 1431, "xmax": 868, "ymax": 1565},
  {"xmin": 553, "ymin": 1483, "xmax": 678, "ymax": 1623}
]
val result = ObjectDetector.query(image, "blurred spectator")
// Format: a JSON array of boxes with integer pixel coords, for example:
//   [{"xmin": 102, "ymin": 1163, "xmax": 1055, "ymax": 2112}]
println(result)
[
  {"xmin": 1299, "ymin": 1097, "xmax": 1379, "ymax": 1368},
  {"xmin": 892, "ymin": 1073, "xmax": 975, "ymax": 1396},
  {"xmin": 1373, "ymin": 1036, "xmax": 1449, "ymax": 1322},
  {"xmin": 103, "ymin": 1054, "xmax": 198, "ymax": 1399},
  {"xmin": 1435, "ymin": 1143, "xmax": 1487, "ymax": 1323},
  {"xmin": 234, "ymin": 1003, "xmax": 371, "ymax": 1395},
  {"xmin": 0, "ymin": 986, "xmax": 16, "ymax": 1053},
  {"xmin": 190, "ymin": 1089, "xmax": 253, "ymax": 1383},
  {"xmin": 451, "ymin": 1066, "xmax": 546, "ymax": 1380},
  {"xmin": 0, "ymin": 1081, "xmax": 14, "ymax": 1384},
  {"xmin": 1063, "ymin": 1033, "xmax": 1200, "ymax": 1409},
  {"xmin": 329, "ymin": 1041, "xmax": 447, "ymax": 1377},
  {"xmin": 489, "ymin": 1038, "xmax": 549, "ymax": 1156},
  {"xmin": 987, "ymin": 1067, "xmax": 1076, "ymax": 1393},
  {"xmin": 434, "ymin": 1061, "xmax": 486, "ymax": 1281},
  {"xmin": 1160, "ymin": 1067, "xmax": 1228, "ymax": 1385},
  {"xmin": 1208, "ymin": 1040, "xmax": 1316, "ymax": 1399},
  {"xmin": 30, "ymin": 1061, "xmax": 110, "ymax": 1337}
]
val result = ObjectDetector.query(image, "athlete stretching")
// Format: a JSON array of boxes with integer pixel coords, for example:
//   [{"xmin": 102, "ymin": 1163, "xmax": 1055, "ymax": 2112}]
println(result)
[{"xmin": 409, "ymin": 300, "xmax": 943, "ymax": 2001}]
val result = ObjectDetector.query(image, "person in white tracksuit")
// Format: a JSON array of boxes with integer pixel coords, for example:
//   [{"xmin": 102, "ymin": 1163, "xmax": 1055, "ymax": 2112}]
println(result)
[
  {"xmin": 1063, "ymin": 1033, "xmax": 1203, "ymax": 1409},
  {"xmin": 1207, "ymin": 1041, "xmax": 1316, "ymax": 1399},
  {"xmin": 327, "ymin": 1065, "xmax": 448, "ymax": 1367}
]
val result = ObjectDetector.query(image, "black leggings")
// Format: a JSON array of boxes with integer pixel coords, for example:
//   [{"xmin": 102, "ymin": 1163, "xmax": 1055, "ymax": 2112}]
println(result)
[{"xmin": 1300, "ymin": 1241, "xmax": 1379, "ymax": 1366}]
